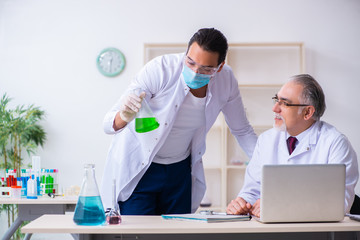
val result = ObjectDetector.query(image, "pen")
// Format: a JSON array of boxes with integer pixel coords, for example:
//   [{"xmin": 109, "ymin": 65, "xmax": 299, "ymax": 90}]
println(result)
[{"xmin": 199, "ymin": 210, "xmax": 227, "ymax": 215}]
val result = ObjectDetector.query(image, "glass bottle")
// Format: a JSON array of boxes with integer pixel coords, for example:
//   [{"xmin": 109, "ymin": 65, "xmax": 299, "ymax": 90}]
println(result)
[
  {"xmin": 73, "ymin": 164, "xmax": 105, "ymax": 226},
  {"xmin": 134, "ymin": 89, "xmax": 160, "ymax": 133}
]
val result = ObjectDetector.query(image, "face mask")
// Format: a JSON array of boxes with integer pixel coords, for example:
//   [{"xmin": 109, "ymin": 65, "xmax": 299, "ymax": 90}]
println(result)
[{"xmin": 182, "ymin": 64, "xmax": 211, "ymax": 89}]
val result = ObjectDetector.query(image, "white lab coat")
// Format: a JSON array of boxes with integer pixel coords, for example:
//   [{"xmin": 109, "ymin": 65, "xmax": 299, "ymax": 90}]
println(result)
[
  {"xmin": 239, "ymin": 121, "xmax": 358, "ymax": 213},
  {"xmin": 101, "ymin": 53, "xmax": 257, "ymax": 212}
]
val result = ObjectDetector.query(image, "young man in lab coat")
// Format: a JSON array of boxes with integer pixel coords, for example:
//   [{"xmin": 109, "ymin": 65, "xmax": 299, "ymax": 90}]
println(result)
[
  {"xmin": 227, "ymin": 74, "xmax": 358, "ymax": 216},
  {"xmin": 101, "ymin": 28, "xmax": 257, "ymax": 215}
]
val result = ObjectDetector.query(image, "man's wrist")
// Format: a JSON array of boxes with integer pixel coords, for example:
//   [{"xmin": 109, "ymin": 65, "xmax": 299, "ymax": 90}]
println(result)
[{"xmin": 113, "ymin": 112, "xmax": 128, "ymax": 131}]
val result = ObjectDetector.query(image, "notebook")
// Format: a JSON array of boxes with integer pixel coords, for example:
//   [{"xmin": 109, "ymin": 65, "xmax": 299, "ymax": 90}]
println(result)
[
  {"xmin": 257, "ymin": 164, "xmax": 345, "ymax": 223},
  {"xmin": 162, "ymin": 213, "xmax": 251, "ymax": 223}
]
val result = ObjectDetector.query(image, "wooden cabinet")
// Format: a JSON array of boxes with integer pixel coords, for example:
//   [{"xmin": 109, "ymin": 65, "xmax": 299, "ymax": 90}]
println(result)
[{"xmin": 144, "ymin": 42, "xmax": 304, "ymax": 211}]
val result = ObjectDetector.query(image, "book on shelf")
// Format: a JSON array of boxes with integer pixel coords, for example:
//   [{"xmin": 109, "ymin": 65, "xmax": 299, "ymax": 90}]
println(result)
[{"xmin": 161, "ymin": 213, "xmax": 251, "ymax": 223}]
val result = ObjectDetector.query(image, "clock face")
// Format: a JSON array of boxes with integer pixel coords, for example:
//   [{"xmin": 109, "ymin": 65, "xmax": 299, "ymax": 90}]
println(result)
[{"xmin": 96, "ymin": 48, "xmax": 126, "ymax": 77}]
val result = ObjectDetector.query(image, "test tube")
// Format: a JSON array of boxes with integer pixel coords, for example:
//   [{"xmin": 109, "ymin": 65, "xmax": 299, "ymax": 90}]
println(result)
[
  {"xmin": 45, "ymin": 169, "xmax": 52, "ymax": 194},
  {"xmin": 36, "ymin": 174, "xmax": 41, "ymax": 196},
  {"xmin": 6, "ymin": 169, "xmax": 10, "ymax": 187},
  {"xmin": 53, "ymin": 169, "xmax": 58, "ymax": 194},
  {"xmin": 40, "ymin": 169, "xmax": 45, "ymax": 195},
  {"xmin": 13, "ymin": 169, "xmax": 17, "ymax": 186},
  {"xmin": 17, "ymin": 177, "xmax": 21, "ymax": 187},
  {"xmin": 49, "ymin": 169, "xmax": 54, "ymax": 193},
  {"xmin": 25, "ymin": 169, "xmax": 31, "ymax": 196},
  {"xmin": 21, "ymin": 169, "xmax": 26, "ymax": 197}
]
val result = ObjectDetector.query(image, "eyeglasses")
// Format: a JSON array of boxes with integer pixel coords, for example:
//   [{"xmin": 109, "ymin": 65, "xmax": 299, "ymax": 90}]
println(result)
[
  {"xmin": 272, "ymin": 95, "xmax": 310, "ymax": 107},
  {"xmin": 184, "ymin": 56, "xmax": 220, "ymax": 75}
]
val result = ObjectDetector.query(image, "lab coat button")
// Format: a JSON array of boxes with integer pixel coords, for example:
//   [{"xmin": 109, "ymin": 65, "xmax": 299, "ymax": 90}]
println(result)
[
  {"xmin": 155, "ymin": 138, "xmax": 158, "ymax": 141},
  {"xmin": 307, "ymin": 147, "xmax": 310, "ymax": 151},
  {"xmin": 175, "ymin": 105, "xmax": 178, "ymax": 108},
  {"xmin": 198, "ymin": 152, "xmax": 201, "ymax": 155}
]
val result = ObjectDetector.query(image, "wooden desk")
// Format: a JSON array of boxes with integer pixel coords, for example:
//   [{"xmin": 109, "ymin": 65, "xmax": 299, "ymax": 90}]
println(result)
[
  {"xmin": 0, "ymin": 197, "xmax": 77, "ymax": 240},
  {"xmin": 22, "ymin": 214, "xmax": 360, "ymax": 240}
]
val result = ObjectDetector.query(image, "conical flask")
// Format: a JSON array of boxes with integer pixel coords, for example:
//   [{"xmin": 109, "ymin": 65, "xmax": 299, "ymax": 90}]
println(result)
[
  {"xmin": 73, "ymin": 164, "xmax": 106, "ymax": 226},
  {"xmin": 134, "ymin": 89, "xmax": 160, "ymax": 133},
  {"xmin": 105, "ymin": 179, "xmax": 121, "ymax": 224}
]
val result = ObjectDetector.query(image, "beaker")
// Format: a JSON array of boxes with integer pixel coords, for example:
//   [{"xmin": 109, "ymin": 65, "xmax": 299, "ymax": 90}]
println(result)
[
  {"xmin": 73, "ymin": 164, "xmax": 106, "ymax": 226},
  {"xmin": 105, "ymin": 179, "xmax": 121, "ymax": 225},
  {"xmin": 134, "ymin": 89, "xmax": 160, "ymax": 133}
]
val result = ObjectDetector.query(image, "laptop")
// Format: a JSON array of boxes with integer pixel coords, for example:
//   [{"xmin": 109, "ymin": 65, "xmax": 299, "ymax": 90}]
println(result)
[{"xmin": 258, "ymin": 164, "xmax": 345, "ymax": 223}]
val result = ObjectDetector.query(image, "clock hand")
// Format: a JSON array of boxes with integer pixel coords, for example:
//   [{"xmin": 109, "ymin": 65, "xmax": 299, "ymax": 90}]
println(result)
[{"xmin": 108, "ymin": 56, "xmax": 113, "ymax": 72}]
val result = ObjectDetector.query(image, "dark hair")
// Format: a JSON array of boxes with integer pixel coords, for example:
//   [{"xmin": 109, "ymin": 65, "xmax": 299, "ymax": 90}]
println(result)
[
  {"xmin": 291, "ymin": 74, "xmax": 326, "ymax": 120},
  {"xmin": 187, "ymin": 28, "xmax": 228, "ymax": 65}
]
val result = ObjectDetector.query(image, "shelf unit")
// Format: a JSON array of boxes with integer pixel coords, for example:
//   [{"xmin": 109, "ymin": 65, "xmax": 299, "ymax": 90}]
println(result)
[{"xmin": 144, "ymin": 42, "xmax": 304, "ymax": 211}]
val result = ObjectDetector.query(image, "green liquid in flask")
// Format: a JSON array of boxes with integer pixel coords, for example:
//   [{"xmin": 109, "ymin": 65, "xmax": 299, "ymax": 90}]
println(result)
[
  {"xmin": 135, "ymin": 117, "xmax": 160, "ymax": 133},
  {"xmin": 73, "ymin": 196, "xmax": 106, "ymax": 226}
]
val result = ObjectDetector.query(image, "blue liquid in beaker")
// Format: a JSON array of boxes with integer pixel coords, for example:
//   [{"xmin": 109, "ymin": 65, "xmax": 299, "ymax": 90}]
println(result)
[{"xmin": 73, "ymin": 196, "xmax": 106, "ymax": 225}]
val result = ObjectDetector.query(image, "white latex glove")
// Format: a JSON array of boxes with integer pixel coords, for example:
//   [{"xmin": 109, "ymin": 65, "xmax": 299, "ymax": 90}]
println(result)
[{"xmin": 119, "ymin": 91, "xmax": 146, "ymax": 123}]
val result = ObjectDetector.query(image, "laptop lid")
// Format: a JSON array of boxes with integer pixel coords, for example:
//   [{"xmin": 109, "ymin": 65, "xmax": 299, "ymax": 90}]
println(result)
[{"xmin": 260, "ymin": 164, "xmax": 345, "ymax": 223}]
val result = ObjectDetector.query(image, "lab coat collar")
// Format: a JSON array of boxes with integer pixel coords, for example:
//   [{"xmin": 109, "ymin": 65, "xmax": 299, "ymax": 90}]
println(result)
[
  {"xmin": 287, "ymin": 121, "xmax": 320, "ymax": 158},
  {"xmin": 279, "ymin": 131, "xmax": 289, "ymax": 158},
  {"xmin": 179, "ymin": 58, "xmax": 191, "ymax": 95},
  {"xmin": 205, "ymin": 77, "xmax": 214, "ymax": 104}
]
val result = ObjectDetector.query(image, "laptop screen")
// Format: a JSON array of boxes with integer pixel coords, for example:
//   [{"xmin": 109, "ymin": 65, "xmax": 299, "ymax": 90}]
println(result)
[{"xmin": 260, "ymin": 164, "xmax": 345, "ymax": 223}]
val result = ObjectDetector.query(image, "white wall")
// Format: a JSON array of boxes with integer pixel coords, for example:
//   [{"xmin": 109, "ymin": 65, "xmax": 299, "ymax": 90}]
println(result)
[{"xmin": 0, "ymin": 0, "xmax": 359, "ymax": 233}]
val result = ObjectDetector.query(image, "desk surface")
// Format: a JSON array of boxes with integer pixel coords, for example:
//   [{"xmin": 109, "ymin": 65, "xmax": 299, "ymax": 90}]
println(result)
[
  {"xmin": 0, "ymin": 196, "xmax": 78, "ymax": 204},
  {"xmin": 22, "ymin": 214, "xmax": 360, "ymax": 234}
]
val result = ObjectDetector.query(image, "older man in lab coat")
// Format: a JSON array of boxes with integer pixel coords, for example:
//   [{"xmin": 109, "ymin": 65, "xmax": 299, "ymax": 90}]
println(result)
[{"xmin": 227, "ymin": 74, "xmax": 358, "ymax": 217}]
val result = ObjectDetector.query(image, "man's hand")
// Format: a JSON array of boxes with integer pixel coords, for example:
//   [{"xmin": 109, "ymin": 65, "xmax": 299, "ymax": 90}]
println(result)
[
  {"xmin": 249, "ymin": 199, "xmax": 260, "ymax": 217},
  {"xmin": 226, "ymin": 197, "xmax": 252, "ymax": 215},
  {"xmin": 119, "ymin": 92, "xmax": 145, "ymax": 123},
  {"xmin": 113, "ymin": 91, "xmax": 146, "ymax": 131}
]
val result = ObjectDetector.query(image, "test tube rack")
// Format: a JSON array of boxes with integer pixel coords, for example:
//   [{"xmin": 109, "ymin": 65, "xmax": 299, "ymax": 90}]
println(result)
[{"xmin": 0, "ymin": 168, "xmax": 59, "ymax": 198}]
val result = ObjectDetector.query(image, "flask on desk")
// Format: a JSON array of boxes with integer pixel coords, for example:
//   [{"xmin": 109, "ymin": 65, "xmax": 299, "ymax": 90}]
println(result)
[
  {"xmin": 73, "ymin": 164, "xmax": 105, "ymax": 226},
  {"xmin": 105, "ymin": 179, "xmax": 121, "ymax": 224}
]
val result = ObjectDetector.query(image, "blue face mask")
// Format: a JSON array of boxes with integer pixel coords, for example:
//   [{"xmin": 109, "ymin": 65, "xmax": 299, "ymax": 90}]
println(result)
[{"xmin": 182, "ymin": 64, "xmax": 211, "ymax": 89}]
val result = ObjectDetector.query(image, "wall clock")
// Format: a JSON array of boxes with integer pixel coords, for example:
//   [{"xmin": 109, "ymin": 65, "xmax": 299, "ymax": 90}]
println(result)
[{"xmin": 96, "ymin": 47, "xmax": 126, "ymax": 77}]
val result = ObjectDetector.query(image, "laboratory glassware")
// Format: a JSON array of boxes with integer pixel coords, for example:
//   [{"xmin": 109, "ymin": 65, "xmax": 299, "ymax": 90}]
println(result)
[
  {"xmin": 11, "ymin": 186, "xmax": 22, "ymax": 198},
  {"xmin": 105, "ymin": 179, "xmax": 121, "ymax": 224},
  {"xmin": 27, "ymin": 174, "xmax": 38, "ymax": 199},
  {"xmin": 73, "ymin": 164, "xmax": 106, "ymax": 226},
  {"xmin": 134, "ymin": 89, "xmax": 160, "ymax": 133}
]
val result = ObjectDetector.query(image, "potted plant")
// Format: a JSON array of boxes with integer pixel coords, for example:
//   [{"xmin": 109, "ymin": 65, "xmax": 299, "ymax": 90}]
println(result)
[{"xmin": 0, "ymin": 93, "xmax": 46, "ymax": 240}]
